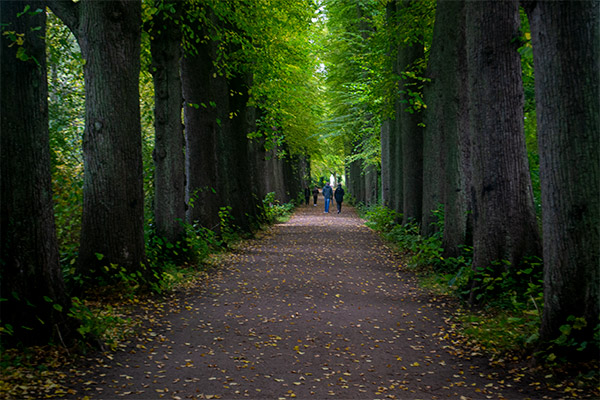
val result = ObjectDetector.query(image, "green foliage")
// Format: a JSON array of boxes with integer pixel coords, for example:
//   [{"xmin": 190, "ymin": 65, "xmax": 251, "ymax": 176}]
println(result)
[
  {"xmin": 67, "ymin": 297, "xmax": 136, "ymax": 351},
  {"xmin": 319, "ymin": 0, "xmax": 435, "ymax": 179},
  {"xmin": 261, "ymin": 192, "xmax": 295, "ymax": 224},
  {"xmin": 536, "ymin": 317, "xmax": 600, "ymax": 366},
  {"xmin": 218, "ymin": 206, "xmax": 240, "ymax": 246},
  {"xmin": 361, "ymin": 205, "xmax": 552, "ymax": 360},
  {"xmin": 363, "ymin": 204, "xmax": 401, "ymax": 233},
  {"xmin": 46, "ymin": 10, "xmax": 86, "ymax": 281},
  {"xmin": 457, "ymin": 308, "xmax": 540, "ymax": 359},
  {"xmin": 459, "ymin": 258, "xmax": 544, "ymax": 310}
]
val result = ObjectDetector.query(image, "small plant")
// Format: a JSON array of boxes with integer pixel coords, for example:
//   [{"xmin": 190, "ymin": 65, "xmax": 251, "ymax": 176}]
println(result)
[
  {"xmin": 67, "ymin": 297, "xmax": 136, "ymax": 351},
  {"xmin": 262, "ymin": 192, "xmax": 294, "ymax": 224},
  {"xmin": 219, "ymin": 206, "xmax": 240, "ymax": 246},
  {"xmin": 364, "ymin": 204, "xmax": 401, "ymax": 233},
  {"xmin": 536, "ymin": 316, "xmax": 600, "ymax": 365}
]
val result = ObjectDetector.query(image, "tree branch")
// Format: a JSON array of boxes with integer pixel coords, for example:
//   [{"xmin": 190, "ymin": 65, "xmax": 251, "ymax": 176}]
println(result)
[{"xmin": 46, "ymin": 0, "xmax": 79, "ymax": 37}]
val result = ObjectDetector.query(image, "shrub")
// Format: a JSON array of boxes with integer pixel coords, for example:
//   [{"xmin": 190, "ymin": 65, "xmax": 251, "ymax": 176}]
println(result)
[
  {"xmin": 262, "ymin": 192, "xmax": 294, "ymax": 224},
  {"xmin": 364, "ymin": 204, "xmax": 401, "ymax": 233}
]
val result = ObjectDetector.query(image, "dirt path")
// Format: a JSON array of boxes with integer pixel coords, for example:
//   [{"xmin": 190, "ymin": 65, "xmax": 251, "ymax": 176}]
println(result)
[{"xmin": 66, "ymin": 205, "xmax": 559, "ymax": 399}]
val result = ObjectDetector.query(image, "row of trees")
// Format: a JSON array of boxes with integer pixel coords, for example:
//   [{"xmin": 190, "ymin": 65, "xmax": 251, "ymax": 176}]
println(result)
[
  {"xmin": 1, "ymin": 0, "xmax": 322, "ymax": 346},
  {"xmin": 325, "ymin": 0, "xmax": 598, "ymax": 352}
]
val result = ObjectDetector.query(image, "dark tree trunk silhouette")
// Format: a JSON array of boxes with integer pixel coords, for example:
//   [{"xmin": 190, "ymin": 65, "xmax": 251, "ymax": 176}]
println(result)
[
  {"xmin": 422, "ymin": 0, "xmax": 472, "ymax": 256},
  {"xmin": 525, "ymin": 0, "xmax": 599, "ymax": 352},
  {"xmin": 225, "ymin": 72, "xmax": 260, "ymax": 230},
  {"xmin": 49, "ymin": 0, "xmax": 148, "ymax": 283},
  {"xmin": 398, "ymin": 1, "xmax": 423, "ymax": 226},
  {"xmin": 380, "ymin": 120, "xmax": 392, "ymax": 207},
  {"xmin": 181, "ymin": 11, "xmax": 221, "ymax": 232},
  {"xmin": 150, "ymin": 0, "xmax": 186, "ymax": 245},
  {"xmin": 465, "ymin": 0, "xmax": 541, "ymax": 303},
  {"xmin": 1, "ymin": 1, "xmax": 76, "ymax": 345},
  {"xmin": 386, "ymin": 0, "xmax": 404, "ymax": 216}
]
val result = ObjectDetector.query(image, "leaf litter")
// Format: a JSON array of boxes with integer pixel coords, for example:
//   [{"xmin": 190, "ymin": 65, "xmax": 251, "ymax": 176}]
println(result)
[{"xmin": 3, "ymin": 205, "xmax": 590, "ymax": 399}]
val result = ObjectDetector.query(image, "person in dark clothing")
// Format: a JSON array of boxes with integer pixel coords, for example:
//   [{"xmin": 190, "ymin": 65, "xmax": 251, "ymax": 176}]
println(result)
[
  {"xmin": 322, "ymin": 182, "xmax": 333, "ymax": 213},
  {"xmin": 304, "ymin": 187, "xmax": 310, "ymax": 205},
  {"xmin": 312, "ymin": 187, "xmax": 319, "ymax": 206},
  {"xmin": 334, "ymin": 183, "xmax": 345, "ymax": 214}
]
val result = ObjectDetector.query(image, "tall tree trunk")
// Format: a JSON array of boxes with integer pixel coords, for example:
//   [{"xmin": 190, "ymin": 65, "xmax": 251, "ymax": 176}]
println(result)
[
  {"xmin": 525, "ymin": 0, "xmax": 599, "ymax": 351},
  {"xmin": 1, "ymin": 1, "xmax": 76, "ymax": 345},
  {"xmin": 181, "ymin": 16, "xmax": 221, "ymax": 232},
  {"xmin": 365, "ymin": 164, "xmax": 379, "ymax": 206},
  {"xmin": 422, "ymin": 0, "xmax": 472, "ymax": 256},
  {"xmin": 399, "ymin": 39, "xmax": 424, "ymax": 225},
  {"xmin": 150, "ymin": 0, "xmax": 186, "ymax": 245},
  {"xmin": 391, "ymin": 13, "xmax": 404, "ymax": 216},
  {"xmin": 466, "ymin": 0, "xmax": 541, "ymax": 303},
  {"xmin": 391, "ymin": 53, "xmax": 404, "ymax": 215},
  {"xmin": 49, "ymin": 0, "xmax": 148, "ymax": 283},
  {"xmin": 380, "ymin": 120, "xmax": 391, "ymax": 207},
  {"xmin": 225, "ymin": 72, "xmax": 260, "ymax": 230}
]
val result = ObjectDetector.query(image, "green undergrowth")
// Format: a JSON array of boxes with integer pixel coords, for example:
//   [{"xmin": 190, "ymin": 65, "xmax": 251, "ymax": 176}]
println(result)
[
  {"xmin": 358, "ymin": 203, "xmax": 599, "ymax": 397},
  {"xmin": 0, "ymin": 193, "xmax": 296, "ymax": 399}
]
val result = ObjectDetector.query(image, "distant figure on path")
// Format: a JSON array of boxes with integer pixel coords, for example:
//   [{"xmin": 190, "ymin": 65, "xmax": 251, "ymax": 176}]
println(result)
[
  {"xmin": 312, "ymin": 187, "xmax": 319, "ymax": 206},
  {"xmin": 322, "ymin": 182, "xmax": 333, "ymax": 213},
  {"xmin": 334, "ymin": 183, "xmax": 345, "ymax": 214},
  {"xmin": 304, "ymin": 187, "xmax": 310, "ymax": 205}
]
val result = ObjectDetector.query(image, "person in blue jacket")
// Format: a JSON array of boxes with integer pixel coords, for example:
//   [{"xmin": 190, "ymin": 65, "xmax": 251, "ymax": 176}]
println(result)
[
  {"xmin": 334, "ymin": 183, "xmax": 345, "ymax": 214},
  {"xmin": 322, "ymin": 182, "xmax": 333, "ymax": 213}
]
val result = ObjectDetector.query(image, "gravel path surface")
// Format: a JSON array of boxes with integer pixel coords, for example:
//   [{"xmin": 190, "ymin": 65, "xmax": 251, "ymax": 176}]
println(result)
[{"xmin": 66, "ymin": 205, "xmax": 559, "ymax": 400}]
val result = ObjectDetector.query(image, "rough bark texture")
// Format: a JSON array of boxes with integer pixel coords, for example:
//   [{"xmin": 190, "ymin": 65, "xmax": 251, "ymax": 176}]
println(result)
[
  {"xmin": 184, "ymin": 10, "xmax": 260, "ymax": 233},
  {"xmin": 182, "ymin": 19, "xmax": 221, "ymax": 232},
  {"xmin": 525, "ymin": 0, "xmax": 599, "ymax": 348},
  {"xmin": 150, "ymin": 0, "xmax": 186, "ymax": 244},
  {"xmin": 380, "ymin": 120, "xmax": 391, "ymax": 207},
  {"xmin": 0, "ymin": 1, "xmax": 75, "ymax": 344},
  {"xmin": 389, "ymin": 1, "xmax": 403, "ymax": 215},
  {"xmin": 225, "ymin": 72, "xmax": 260, "ymax": 230},
  {"xmin": 48, "ymin": 0, "xmax": 148, "ymax": 280},
  {"xmin": 466, "ymin": 0, "xmax": 541, "ymax": 300},
  {"xmin": 348, "ymin": 159, "xmax": 363, "ymax": 204},
  {"xmin": 399, "ymin": 28, "xmax": 424, "ymax": 225},
  {"xmin": 422, "ymin": 0, "xmax": 472, "ymax": 256}
]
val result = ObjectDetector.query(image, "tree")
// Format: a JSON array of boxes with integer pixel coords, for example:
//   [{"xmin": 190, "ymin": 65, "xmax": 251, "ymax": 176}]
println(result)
[
  {"xmin": 397, "ymin": 0, "xmax": 424, "ymax": 226},
  {"xmin": 149, "ymin": 0, "xmax": 186, "ymax": 246},
  {"xmin": 524, "ymin": 0, "xmax": 599, "ymax": 352},
  {"xmin": 421, "ymin": 0, "xmax": 472, "ymax": 256},
  {"xmin": 181, "ymin": 6, "xmax": 222, "ymax": 232},
  {"xmin": 382, "ymin": 0, "xmax": 403, "ymax": 214},
  {"xmin": 48, "ymin": 0, "xmax": 148, "ymax": 283},
  {"xmin": 465, "ymin": 0, "xmax": 541, "ymax": 302},
  {"xmin": 1, "ymin": 1, "xmax": 76, "ymax": 345}
]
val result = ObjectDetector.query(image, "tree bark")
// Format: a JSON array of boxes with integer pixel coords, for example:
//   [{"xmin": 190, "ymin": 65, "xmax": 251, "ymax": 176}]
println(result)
[
  {"xmin": 466, "ymin": 0, "xmax": 541, "ymax": 302},
  {"xmin": 0, "ymin": 1, "xmax": 76, "ymax": 345},
  {"xmin": 422, "ymin": 0, "xmax": 472, "ymax": 256},
  {"xmin": 380, "ymin": 120, "xmax": 391, "ymax": 207},
  {"xmin": 387, "ymin": 0, "xmax": 404, "ymax": 213},
  {"xmin": 49, "ymin": 0, "xmax": 148, "ymax": 282},
  {"xmin": 525, "ymin": 0, "xmax": 599, "ymax": 350},
  {"xmin": 182, "ymin": 23, "xmax": 221, "ymax": 232},
  {"xmin": 399, "ymin": 31, "xmax": 424, "ymax": 225},
  {"xmin": 225, "ymin": 72, "xmax": 260, "ymax": 230},
  {"xmin": 150, "ymin": 0, "xmax": 186, "ymax": 245}
]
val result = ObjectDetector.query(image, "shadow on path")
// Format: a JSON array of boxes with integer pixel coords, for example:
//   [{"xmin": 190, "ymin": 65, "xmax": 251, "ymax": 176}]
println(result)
[{"xmin": 67, "ymin": 205, "xmax": 559, "ymax": 399}]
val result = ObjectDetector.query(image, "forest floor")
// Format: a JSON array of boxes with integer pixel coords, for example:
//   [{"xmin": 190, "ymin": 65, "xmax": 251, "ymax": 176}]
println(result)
[{"xmin": 58, "ymin": 205, "xmax": 584, "ymax": 399}]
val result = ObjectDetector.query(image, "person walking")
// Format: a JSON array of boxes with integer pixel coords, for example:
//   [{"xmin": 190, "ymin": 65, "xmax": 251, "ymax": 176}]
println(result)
[
  {"xmin": 304, "ymin": 187, "xmax": 310, "ymax": 205},
  {"xmin": 312, "ymin": 186, "xmax": 319, "ymax": 206},
  {"xmin": 322, "ymin": 182, "xmax": 333, "ymax": 213},
  {"xmin": 334, "ymin": 183, "xmax": 345, "ymax": 214}
]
